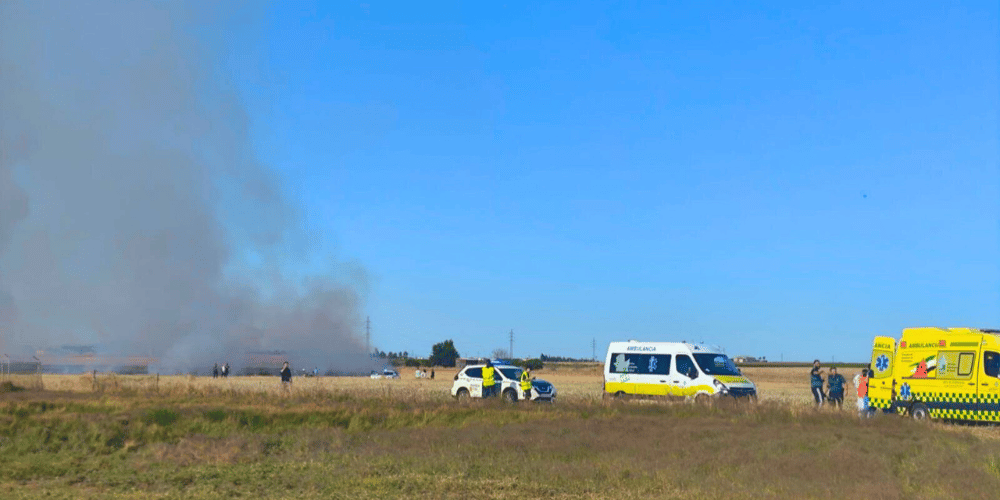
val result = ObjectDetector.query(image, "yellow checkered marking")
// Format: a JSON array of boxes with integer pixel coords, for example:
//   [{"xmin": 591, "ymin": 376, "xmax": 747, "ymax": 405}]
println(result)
[
  {"xmin": 869, "ymin": 397, "xmax": 890, "ymax": 410},
  {"xmin": 913, "ymin": 391, "xmax": 1000, "ymax": 422}
]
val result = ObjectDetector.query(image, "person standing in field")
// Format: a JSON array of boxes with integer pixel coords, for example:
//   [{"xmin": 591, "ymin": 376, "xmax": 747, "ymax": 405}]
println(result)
[
  {"xmin": 854, "ymin": 367, "xmax": 870, "ymax": 415},
  {"xmin": 810, "ymin": 360, "xmax": 825, "ymax": 407},
  {"xmin": 519, "ymin": 366, "xmax": 533, "ymax": 402},
  {"xmin": 213, "ymin": 363, "xmax": 219, "ymax": 378},
  {"xmin": 430, "ymin": 369, "xmax": 435, "ymax": 380},
  {"xmin": 482, "ymin": 360, "xmax": 496, "ymax": 398},
  {"xmin": 222, "ymin": 363, "xmax": 229, "ymax": 378},
  {"xmin": 826, "ymin": 366, "xmax": 846, "ymax": 409},
  {"xmin": 280, "ymin": 361, "xmax": 292, "ymax": 393}
]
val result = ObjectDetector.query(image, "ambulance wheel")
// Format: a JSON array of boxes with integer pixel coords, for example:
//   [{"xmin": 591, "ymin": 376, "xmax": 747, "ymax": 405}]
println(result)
[
  {"xmin": 502, "ymin": 389, "xmax": 518, "ymax": 403},
  {"xmin": 614, "ymin": 391, "xmax": 626, "ymax": 399},
  {"xmin": 910, "ymin": 403, "xmax": 930, "ymax": 421},
  {"xmin": 456, "ymin": 388, "xmax": 470, "ymax": 402},
  {"xmin": 695, "ymin": 393, "xmax": 711, "ymax": 406}
]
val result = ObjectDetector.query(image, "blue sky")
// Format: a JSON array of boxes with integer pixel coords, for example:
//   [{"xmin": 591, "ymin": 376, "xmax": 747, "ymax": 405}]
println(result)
[{"xmin": 237, "ymin": 1, "xmax": 998, "ymax": 362}]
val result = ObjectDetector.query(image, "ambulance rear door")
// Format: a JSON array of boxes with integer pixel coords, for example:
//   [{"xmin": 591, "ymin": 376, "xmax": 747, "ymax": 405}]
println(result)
[{"xmin": 868, "ymin": 336, "xmax": 896, "ymax": 410}]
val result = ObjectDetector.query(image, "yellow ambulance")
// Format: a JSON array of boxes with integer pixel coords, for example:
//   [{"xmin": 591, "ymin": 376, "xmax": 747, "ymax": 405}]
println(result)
[{"xmin": 868, "ymin": 327, "xmax": 1000, "ymax": 421}]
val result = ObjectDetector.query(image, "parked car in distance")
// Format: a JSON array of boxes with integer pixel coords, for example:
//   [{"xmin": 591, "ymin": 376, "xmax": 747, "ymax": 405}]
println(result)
[{"xmin": 370, "ymin": 369, "xmax": 400, "ymax": 379}]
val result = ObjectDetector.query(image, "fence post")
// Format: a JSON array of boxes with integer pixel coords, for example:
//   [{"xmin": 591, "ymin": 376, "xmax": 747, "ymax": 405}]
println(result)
[{"xmin": 34, "ymin": 356, "xmax": 41, "ymax": 390}]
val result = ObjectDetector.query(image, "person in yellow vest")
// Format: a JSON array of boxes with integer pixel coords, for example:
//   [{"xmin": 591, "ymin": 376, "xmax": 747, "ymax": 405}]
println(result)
[
  {"xmin": 519, "ymin": 366, "xmax": 534, "ymax": 402},
  {"xmin": 482, "ymin": 360, "xmax": 496, "ymax": 398}
]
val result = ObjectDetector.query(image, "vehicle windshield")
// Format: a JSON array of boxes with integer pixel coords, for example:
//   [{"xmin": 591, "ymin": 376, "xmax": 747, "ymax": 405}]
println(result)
[
  {"xmin": 498, "ymin": 367, "xmax": 522, "ymax": 380},
  {"xmin": 693, "ymin": 354, "xmax": 741, "ymax": 376}
]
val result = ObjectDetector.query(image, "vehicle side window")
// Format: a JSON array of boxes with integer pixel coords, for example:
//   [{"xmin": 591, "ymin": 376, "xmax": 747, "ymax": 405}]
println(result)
[
  {"xmin": 465, "ymin": 367, "xmax": 482, "ymax": 379},
  {"xmin": 958, "ymin": 353, "xmax": 975, "ymax": 378},
  {"xmin": 675, "ymin": 355, "xmax": 696, "ymax": 379},
  {"xmin": 985, "ymin": 352, "xmax": 1000, "ymax": 378},
  {"xmin": 650, "ymin": 355, "xmax": 671, "ymax": 375},
  {"xmin": 610, "ymin": 353, "xmax": 636, "ymax": 373}
]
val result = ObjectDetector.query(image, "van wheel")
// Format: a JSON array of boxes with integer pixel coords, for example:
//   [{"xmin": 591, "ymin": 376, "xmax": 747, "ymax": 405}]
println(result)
[
  {"xmin": 614, "ymin": 391, "xmax": 625, "ymax": 399},
  {"xmin": 456, "ymin": 388, "xmax": 470, "ymax": 402},
  {"xmin": 502, "ymin": 389, "xmax": 517, "ymax": 403},
  {"xmin": 695, "ymin": 393, "xmax": 711, "ymax": 406},
  {"xmin": 910, "ymin": 403, "xmax": 930, "ymax": 421}
]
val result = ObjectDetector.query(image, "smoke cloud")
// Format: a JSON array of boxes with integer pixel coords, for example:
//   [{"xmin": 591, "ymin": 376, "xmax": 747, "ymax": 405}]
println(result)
[{"xmin": 0, "ymin": 2, "xmax": 372, "ymax": 373}]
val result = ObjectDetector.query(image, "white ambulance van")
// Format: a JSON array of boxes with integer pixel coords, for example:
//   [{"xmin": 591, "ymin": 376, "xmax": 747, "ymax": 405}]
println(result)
[{"xmin": 604, "ymin": 341, "xmax": 757, "ymax": 401}]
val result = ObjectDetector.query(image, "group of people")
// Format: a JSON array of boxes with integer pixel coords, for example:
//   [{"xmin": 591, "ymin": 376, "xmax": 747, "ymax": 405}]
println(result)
[
  {"xmin": 212, "ymin": 363, "xmax": 230, "ymax": 378},
  {"xmin": 414, "ymin": 368, "xmax": 435, "ymax": 379},
  {"xmin": 809, "ymin": 359, "xmax": 870, "ymax": 413}
]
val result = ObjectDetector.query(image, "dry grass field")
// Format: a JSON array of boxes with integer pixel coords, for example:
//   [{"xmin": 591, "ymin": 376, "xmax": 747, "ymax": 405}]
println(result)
[
  {"xmin": 3, "ymin": 364, "xmax": 1000, "ymax": 499},
  {"xmin": 30, "ymin": 363, "xmax": 852, "ymax": 406}
]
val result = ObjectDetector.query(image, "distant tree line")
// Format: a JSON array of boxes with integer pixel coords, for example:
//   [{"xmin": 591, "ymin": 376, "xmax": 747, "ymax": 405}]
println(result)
[
  {"xmin": 539, "ymin": 353, "xmax": 591, "ymax": 362},
  {"xmin": 373, "ymin": 350, "xmax": 410, "ymax": 359},
  {"xmin": 373, "ymin": 340, "xmax": 583, "ymax": 369}
]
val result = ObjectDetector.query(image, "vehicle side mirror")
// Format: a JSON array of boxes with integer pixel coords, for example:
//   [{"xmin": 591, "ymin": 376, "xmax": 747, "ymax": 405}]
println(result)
[{"xmin": 454, "ymin": 374, "xmax": 459, "ymax": 381}]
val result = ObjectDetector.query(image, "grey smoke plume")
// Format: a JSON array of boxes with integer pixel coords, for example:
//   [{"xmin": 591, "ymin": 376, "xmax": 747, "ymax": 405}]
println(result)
[{"xmin": 0, "ymin": 2, "xmax": 372, "ymax": 373}]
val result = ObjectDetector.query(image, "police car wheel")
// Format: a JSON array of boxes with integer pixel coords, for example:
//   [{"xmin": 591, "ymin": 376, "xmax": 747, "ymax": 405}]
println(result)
[
  {"xmin": 456, "ymin": 388, "xmax": 470, "ymax": 402},
  {"xmin": 502, "ymin": 389, "xmax": 517, "ymax": 403},
  {"xmin": 910, "ymin": 403, "xmax": 930, "ymax": 421}
]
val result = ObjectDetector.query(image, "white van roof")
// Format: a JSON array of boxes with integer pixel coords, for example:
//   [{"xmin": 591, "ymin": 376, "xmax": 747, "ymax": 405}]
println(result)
[{"xmin": 608, "ymin": 341, "xmax": 725, "ymax": 354}]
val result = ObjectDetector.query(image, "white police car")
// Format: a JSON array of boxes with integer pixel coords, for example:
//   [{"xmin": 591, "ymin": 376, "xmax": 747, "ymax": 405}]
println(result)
[{"xmin": 451, "ymin": 363, "xmax": 556, "ymax": 402}]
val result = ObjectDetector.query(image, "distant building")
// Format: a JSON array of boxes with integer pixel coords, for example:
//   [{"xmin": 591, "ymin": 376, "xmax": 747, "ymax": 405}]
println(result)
[
  {"xmin": 243, "ymin": 350, "xmax": 287, "ymax": 376},
  {"xmin": 32, "ymin": 345, "xmax": 154, "ymax": 374},
  {"xmin": 455, "ymin": 357, "xmax": 490, "ymax": 369},
  {"xmin": 1, "ymin": 356, "xmax": 41, "ymax": 374},
  {"xmin": 734, "ymin": 356, "xmax": 767, "ymax": 364}
]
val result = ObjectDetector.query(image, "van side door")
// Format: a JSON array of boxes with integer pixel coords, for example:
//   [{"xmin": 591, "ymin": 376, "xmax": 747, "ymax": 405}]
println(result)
[
  {"xmin": 634, "ymin": 354, "xmax": 671, "ymax": 396},
  {"xmin": 980, "ymin": 351, "xmax": 1000, "ymax": 420},
  {"xmin": 673, "ymin": 354, "xmax": 698, "ymax": 396}
]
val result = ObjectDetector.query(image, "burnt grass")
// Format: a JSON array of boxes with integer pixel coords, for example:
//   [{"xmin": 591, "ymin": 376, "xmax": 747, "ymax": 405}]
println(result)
[{"xmin": 1, "ymin": 390, "xmax": 999, "ymax": 499}]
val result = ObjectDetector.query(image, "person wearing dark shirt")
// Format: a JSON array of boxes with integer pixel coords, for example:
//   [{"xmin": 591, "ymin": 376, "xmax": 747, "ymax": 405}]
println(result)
[
  {"xmin": 826, "ymin": 366, "xmax": 846, "ymax": 409},
  {"xmin": 810, "ymin": 359, "xmax": 825, "ymax": 407},
  {"xmin": 280, "ymin": 361, "xmax": 292, "ymax": 393}
]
